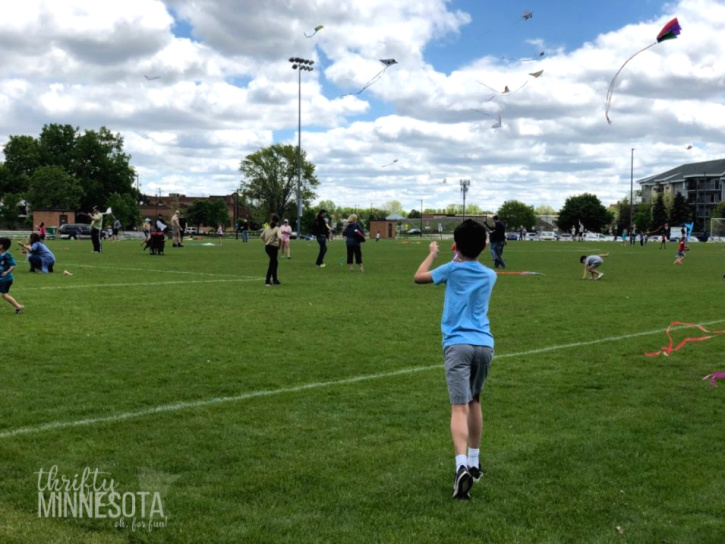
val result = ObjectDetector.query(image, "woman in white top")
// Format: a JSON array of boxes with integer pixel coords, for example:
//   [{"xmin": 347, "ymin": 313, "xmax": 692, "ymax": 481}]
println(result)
[{"xmin": 260, "ymin": 215, "xmax": 281, "ymax": 286}]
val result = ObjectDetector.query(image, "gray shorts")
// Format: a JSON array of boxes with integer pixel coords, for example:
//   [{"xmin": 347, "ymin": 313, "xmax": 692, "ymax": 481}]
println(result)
[{"xmin": 443, "ymin": 345, "xmax": 494, "ymax": 405}]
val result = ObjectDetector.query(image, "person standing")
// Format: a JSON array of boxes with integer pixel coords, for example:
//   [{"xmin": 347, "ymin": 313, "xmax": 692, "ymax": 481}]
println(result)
[
  {"xmin": 674, "ymin": 236, "xmax": 688, "ymax": 265},
  {"xmin": 83, "ymin": 206, "xmax": 103, "ymax": 253},
  {"xmin": 18, "ymin": 233, "xmax": 55, "ymax": 273},
  {"xmin": 343, "ymin": 214, "xmax": 365, "ymax": 272},
  {"xmin": 279, "ymin": 219, "xmax": 293, "ymax": 259},
  {"xmin": 241, "ymin": 219, "xmax": 249, "ymax": 242},
  {"xmin": 260, "ymin": 215, "xmax": 281, "ymax": 285},
  {"xmin": 172, "ymin": 211, "xmax": 183, "ymax": 247},
  {"xmin": 111, "ymin": 217, "xmax": 121, "ymax": 241},
  {"xmin": 376, "ymin": 231, "xmax": 381, "ymax": 242},
  {"xmin": 217, "ymin": 224, "xmax": 224, "ymax": 245},
  {"xmin": 37, "ymin": 222, "xmax": 47, "ymax": 241},
  {"xmin": 414, "ymin": 220, "xmax": 497, "ymax": 500},
  {"xmin": 484, "ymin": 215, "xmax": 506, "ymax": 269},
  {"xmin": 0, "ymin": 238, "xmax": 24, "ymax": 314},
  {"xmin": 312, "ymin": 209, "xmax": 331, "ymax": 267},
  {"xmin": 660, "ymin": 222, "xmax": 669, "ymax": 249}
]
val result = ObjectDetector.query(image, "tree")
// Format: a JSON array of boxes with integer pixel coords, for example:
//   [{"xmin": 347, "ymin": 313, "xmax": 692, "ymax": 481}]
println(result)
[
  {"xmin": 534, "ymin": 204, "xmax": 556, "ymax": 216},
  {"xmin": 0, "ymin": 193, "xmax": 23, "ymax": 229},
  {"xmin": 633, "ymin": 202, "xmax": 652, "ymax": 232},
  {"xmin": 25, "ymin": 166, "xmax": 84, "ymax": 210},
  {"xmin": 185, "ymin": 199, "xmax": 229, "ymax": 230},
  {"xmin": 239, "ymin": 144, "xmax": 318, "ymax": 220},
  {"xmin": 651, "ymin": 193, "xmax": 668, "ymax": 231},
  {"xmin": 408, "ymin": 209, "xmax": 421, "ymax": 219},
  {"xmin": 557, "ymin": 193, "xmax": 614, "ymax": 233},
  {"xmin": 497, "ymin": 200, "xmax": 536, "ymax": 231},
  {"xmin": 614, "ymin": 197, "xmax": 631, "ymax": 234},
  {"xmin": 669, "ymin": 191, "xmax": 691, "ymax": 226},
  {"xmin": 383, "ymin": 200, "xmax": 404, "ymax": 215},
  {"xmin": 1, "ymin": 124, "xmax": 137, "ymax": 212},
  {"xmin": 106, "ymin": 192, "xmax": 141, "ymax": 229}
]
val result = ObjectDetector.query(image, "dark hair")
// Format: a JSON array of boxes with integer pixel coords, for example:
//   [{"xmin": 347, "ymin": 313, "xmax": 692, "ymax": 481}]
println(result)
[
  {"xmin": 270, "ymin": 214, "xmax": 279, "ymax": 228},
  {"xmin": 40, "ymin": 222, "xmax": 45, "ymax": 227},
  {"xmin": 493, "ymin": 215, "xmax": 499, "ymax": 221},
  {"xmin": 0, "ymin": 237, "xmax": 10, "ymax": 250},
  {"xmin": 29, "ymin": 233, "xmax": 41, "ymax": 244},
  {"xmin": 453, "ymin": 220, "xmax": 487, "ymax": 259},
  {"xmin": 316, "ymin": 209, "xmax": 327, "ymax": 219},
  {"xmin": 579, "ymin": 255, "xmax": 587, "ymax": 263}
]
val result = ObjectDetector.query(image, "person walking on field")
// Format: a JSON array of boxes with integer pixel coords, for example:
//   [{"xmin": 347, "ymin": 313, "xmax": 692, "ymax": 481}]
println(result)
[
  {"xmin": 312, "ymin": 209, "xmax": 331, "ymax": 267},
  {"xmin": 414, "ymin": 220, "xmax": 497, "ymax": 500},
  {"xmin": 484, "ymin": 215, "xmax": 506, "ymax": 269},
  {"xmin": 0, "ymin": 238, "xmax": 24, "ymax": 314},
  {"xmin": 261, "ymin": 215, "xmax": 281, "ymax": 286},
  {"xmin": 80, "ymin": 206, "xmax": 104, "ymax": 253},
  {"xmin": 279, "ymin": 219, "xmax": 293, "ymax": 259},
  {"xmin": 343, "ymin": 214, "xmax": 365, "ymax": 272}
]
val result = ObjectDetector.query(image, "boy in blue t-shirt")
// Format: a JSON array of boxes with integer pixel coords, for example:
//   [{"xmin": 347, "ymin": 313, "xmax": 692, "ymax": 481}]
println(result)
[
  {"xmin": 414, "ymin": 220, "xmax": 496, "ymax": 500},
  {"xmin": 0, "ymin": 237, "xmax": 24, "ymax": 315}
]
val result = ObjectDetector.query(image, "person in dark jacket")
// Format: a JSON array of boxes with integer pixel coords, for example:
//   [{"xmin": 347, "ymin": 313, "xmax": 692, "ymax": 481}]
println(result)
[
  {"xmin": 484, "ymin": 215, "xmax": 506, "ymax": 269},
  {"xmin": 312, "ymin": 209, "xmax": 331, "ymax": 267},
  {"xmin": 343, "ymin": 214, "xmax": 365, "ymax": 272}
]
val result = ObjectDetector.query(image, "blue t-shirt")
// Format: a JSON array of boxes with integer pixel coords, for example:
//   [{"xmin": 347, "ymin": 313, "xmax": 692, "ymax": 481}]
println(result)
[
  {"xmin": 0, "ymin": 251, "xmax": 17, "ymax": 283},
  {"xmin": 431, "ymin": 260, "xmax": 496, "ymax": 349},
  {"xmin": 30, "ymin": 242, "xmax": 56, "ymax": 266}
]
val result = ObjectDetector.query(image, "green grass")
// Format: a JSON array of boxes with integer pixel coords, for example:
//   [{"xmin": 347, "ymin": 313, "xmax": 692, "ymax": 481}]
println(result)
[{"xmin": 1, "ymin": 236, "xmax": 724, "ymax": 543}]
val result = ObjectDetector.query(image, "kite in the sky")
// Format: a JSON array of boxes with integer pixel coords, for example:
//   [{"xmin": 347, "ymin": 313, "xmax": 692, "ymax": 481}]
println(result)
[
  {"xmin": 682, "ymin": 221, "xmax": 693, "ymax": 242},
  {"xmin": 645, "ymin": 321, "xmax": 725, "ymax": 357},
  {"xmin": 342, "ymin": 59, "xmax": 398, "ymax": 96},
  {"xmin": 471, "ymin": 109, "xmax": 502, "ymax": 129},
  {"xmin": 501, "ymin": 51, "xmax": 545, "ymax": 63},
  {"xmin": 522, "ymin": 11, "xmax": 533, "ymax": 21},
  {"xmin": 605, "ymin": 17, "xmax": 681, "ymax": 124},
  {"xmin": 477, "ymin": 70, "xmax": 543, "ymax": 100},
  {"xmin": 305, "ymin": 25, "xmax": 324, "ymax": 38},
  {"xmin": 381, "ymin": 159, "xmax": 398, "ymax": 167},
  {"xmin": 686, "ymin": 145, "xmax": 694, "ymax": 150},
  {"xmin": 144, "ymin": 75, "xmax": 160, "ymax": 80},
  {"xmin": 703, "ymin": 373, "xmax": 725, "ymax": 387}
]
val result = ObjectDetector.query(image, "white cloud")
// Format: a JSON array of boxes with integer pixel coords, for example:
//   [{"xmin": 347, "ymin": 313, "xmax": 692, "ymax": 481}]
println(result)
[{"xmin": 1, "ymin": 0, "xmax": 724, "ymax": 212}]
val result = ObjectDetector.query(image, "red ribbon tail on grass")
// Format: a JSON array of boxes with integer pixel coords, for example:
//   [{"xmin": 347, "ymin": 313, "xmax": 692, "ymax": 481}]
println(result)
[{"xmin": 645, "ymin": 321, "xmax": 725, "ymax": 357}]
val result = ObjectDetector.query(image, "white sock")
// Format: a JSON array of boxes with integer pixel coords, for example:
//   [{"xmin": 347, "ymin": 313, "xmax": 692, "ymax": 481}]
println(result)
[
  {"xmin": 467, "ymin": 448, "xmax": 480, "ymax": 468},
  {"xmin": 455, "ymin": 454, "xmax": 467, "ymax": 471}
]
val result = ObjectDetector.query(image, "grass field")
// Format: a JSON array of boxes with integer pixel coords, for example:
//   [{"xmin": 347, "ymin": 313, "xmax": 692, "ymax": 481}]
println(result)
[{"xmin": 1, "ymin": 235, "xmax": 724, "ymax": 543}]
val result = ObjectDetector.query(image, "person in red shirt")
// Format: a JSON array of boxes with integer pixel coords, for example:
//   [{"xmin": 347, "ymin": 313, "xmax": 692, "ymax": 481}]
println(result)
[{"xmin": 674, "ymin": 236, "xmax": 688, "ymax": 265}]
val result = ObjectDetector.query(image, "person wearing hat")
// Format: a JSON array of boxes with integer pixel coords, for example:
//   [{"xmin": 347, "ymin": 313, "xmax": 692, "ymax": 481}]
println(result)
[
  {"xmin": 79, "ymin": 206, "xmax": 104, "ymax": 253},
  {"xmin": 279, "ymin": 218, "xmax": 293, "ymax": 259}
]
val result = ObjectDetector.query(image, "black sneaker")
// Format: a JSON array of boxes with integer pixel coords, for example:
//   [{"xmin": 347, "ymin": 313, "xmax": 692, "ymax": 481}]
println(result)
[
  {"xmin": 273, "ymin": 280, "xmax": 281, "ymax": 285},
  {"xmin": 15, "ymin": 306, "xmax": 24, "ymax": 315},
  {"xmin": 452, "ymin": 466, "xmax": 473, "ymax": 500},
  {"xmin": 468, "ymin": 463, "xmax": 482, "ymax": 482}
]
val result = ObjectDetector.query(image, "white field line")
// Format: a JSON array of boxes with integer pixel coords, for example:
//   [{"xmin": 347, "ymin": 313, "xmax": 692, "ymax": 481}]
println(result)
[
  {"xmin": 16, "ymin": 278, "xmax": 262, "ymax": 291},
  {"xmin": 62, "ymin": 263, "xmax": 242, "ymax": 278},
  {"xmin": 1, "ymin": 319, "xmax": 723, "ymax": 440}
]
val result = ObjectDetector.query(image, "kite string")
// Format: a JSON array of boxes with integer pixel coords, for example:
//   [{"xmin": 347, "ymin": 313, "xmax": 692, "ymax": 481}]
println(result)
[
  {"xmin": 645, "ymin": 321, "xmax": 725, "ymax": 357},
  {"xmin": 342, "ymin": 66, "xmax": 389, "ymax": 97},
  {"xmin": 604, "ymin": 41, "xmax": 657, "ymax": 124}
]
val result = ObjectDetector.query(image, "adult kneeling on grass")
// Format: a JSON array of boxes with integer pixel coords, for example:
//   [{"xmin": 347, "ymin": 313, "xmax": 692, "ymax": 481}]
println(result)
[{"xmin": 18, "ymin": 233, "xmax": 55, "ymax": 273}]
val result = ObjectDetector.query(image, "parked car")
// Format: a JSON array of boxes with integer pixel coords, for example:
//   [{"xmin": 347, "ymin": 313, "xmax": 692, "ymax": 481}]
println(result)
[
  {"xmin": 669, "ymin": 235, "xmax": 699, "ymax": 243},
  {"xmin": 525, "ymin": 232, "xmax": 539, "ymax": 241},
  {"xmin": 558, "ymin": 234, "xmax": 573, "ymax": 241},
  {"xmin": 406, "ymin": 228, "xmax": 423, "ymax": 236},
  {"xmin": 58, "ymin": 223, "xmax": 105, "ymax": 240},
  {"xmin": 505, "ymin": 232, "xmax": 520, "ymax": 241},
  {"xmin": 583, "ymin": 233, "xmax": 614, "ymax": 242},
  {"xmin": 185, "ymin": 227, "xmax": 198, "ymax": 235},
  {"xmin": 538, "ymin": 231, "xmax": 559, "ymax": 241}
]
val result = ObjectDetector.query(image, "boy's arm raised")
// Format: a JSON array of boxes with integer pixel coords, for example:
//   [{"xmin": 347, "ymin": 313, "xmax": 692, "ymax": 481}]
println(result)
[{"xmin": 414, "ymin": 242, "xmax": 439, "ymax": 284}]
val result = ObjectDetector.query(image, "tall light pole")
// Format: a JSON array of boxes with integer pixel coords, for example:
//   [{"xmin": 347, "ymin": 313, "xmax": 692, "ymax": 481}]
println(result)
[
  {"xmin": 460, "ymin": 179, "xmax": 470, "ymax": 221},
  {"xmin": 419, "ymin": 199, "xmax": 424, "ymax": 235},
  {"xmin": 629, "ymin": 148, "xmax": 635, "ymax": 231},
  {"xmin": 289, "ymin": 57, "xmax": 314, "ymax": 236}
]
